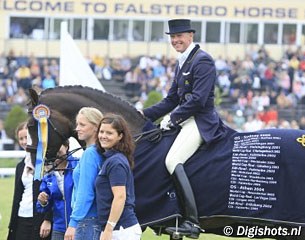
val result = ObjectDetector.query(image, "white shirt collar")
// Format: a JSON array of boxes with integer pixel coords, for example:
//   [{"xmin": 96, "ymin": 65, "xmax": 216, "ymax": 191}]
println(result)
[{"xmin": 178, "ymin": 42, "xmax": 196, "ymax": 69}]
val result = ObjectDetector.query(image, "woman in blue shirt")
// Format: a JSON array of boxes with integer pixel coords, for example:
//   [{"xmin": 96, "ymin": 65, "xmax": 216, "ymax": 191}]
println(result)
[
  {"xmin": 95, "ymin": 113, "xmax": 142, "ymax": 240},
  {"xmin": 64, "ymin": 107, "xmax": 104, "ymax": 240}
]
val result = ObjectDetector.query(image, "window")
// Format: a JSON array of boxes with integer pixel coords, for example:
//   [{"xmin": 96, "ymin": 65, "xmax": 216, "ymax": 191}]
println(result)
[
  {"xmin": 113, "ymin": 20, "xmax": 129, "ymax": 41},
  {"xmin": 10, "ymin": 17, "xmax": 45, "ymax": 39},
  {"xmin": 49, "ymin": 18, "xmax": 69, "ymax": 40},
  {"xmin": 264, "ymin": 24, "xmax": 278, "ymax": 44},
  {"xmin": 132, "ymin": 21, "xmax": 144, "ymax": 41},
  {"xmin": 150, "ymin": 21, "xmax": 165, "ymax": 42},
  {"xmin": 228, "ymin": 23, "xmax": 240, "ymax": 43},
  {"xmin": 206, "ymin": 22, "xmax": 220, "ymax": 43},
  {"xmin": 73, "ymin": 19, "xmax": 87, "ymax": 40},
  {"xmin": 244, "ymin": 23, "xmax": 258, "ymax": 44},
  {"xmin": 282, "ymin": 24, "xmax": 296, "ymax": 44},
  {"xmin": 192, "ymin": 21, "xmax": 202, "ymax": 43},
  {"xmin": 302, "ymin": 25, "xmax": 305, "ymax": 45},
  {"xmin": 94, "ymin": 19, "xmax": 109, "ymax": 40}
]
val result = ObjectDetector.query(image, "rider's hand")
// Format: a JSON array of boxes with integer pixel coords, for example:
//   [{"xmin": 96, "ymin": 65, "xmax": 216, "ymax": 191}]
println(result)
[
  {"xmin": 138, "ymin": 110, "xmax": 144, "ymax": 116},
  {"xmin": 160, "ymin": 115, "xmax": 173, "ymax": 130}
]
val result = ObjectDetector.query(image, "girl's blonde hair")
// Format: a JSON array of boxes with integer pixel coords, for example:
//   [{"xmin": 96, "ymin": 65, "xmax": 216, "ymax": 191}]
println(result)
[{"xmin": 77, "ymin": 107, "xmax": 103, "ymax": 127}]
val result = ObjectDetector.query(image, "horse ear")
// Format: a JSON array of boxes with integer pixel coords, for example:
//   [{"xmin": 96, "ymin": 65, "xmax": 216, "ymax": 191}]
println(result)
[{"xmin": 29, "ymin": 88, "xmax": 39, "ymax": 106}]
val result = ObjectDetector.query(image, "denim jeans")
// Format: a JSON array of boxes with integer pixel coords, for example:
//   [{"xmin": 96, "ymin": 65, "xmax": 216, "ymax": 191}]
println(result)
[
  {"xmin": 74, "ymin": 217, "xmax": 101, "ymax": 240},
  {"xmin": 51, "ymin": 230, "xmax": 64, "ymax": 240}
]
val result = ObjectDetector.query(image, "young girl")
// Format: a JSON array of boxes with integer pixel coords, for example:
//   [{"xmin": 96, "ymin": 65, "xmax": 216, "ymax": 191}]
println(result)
[
  {"xmin": 37, "ymin": 140, "xmax": 78, "ymax": 240},
  {"xmin": 95, "ymin": 113, "xmax": 142, "ymax": 240},
  {"xmin": 7, "ymin": 122, "xmax": 52, "ymax": 240},
  {"xmin": 64, "ymin": 107, "xmax": 104, "ymax": 240}
]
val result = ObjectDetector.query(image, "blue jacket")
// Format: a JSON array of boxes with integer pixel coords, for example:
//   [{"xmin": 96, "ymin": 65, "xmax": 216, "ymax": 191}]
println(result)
[
  {"xmin": 36, "ymin": 156, "xmax": 78, "ymax": 233},
  {"xmin": 143, "ymin": 44, "xmax": 227, "ymax": 144},
  {"xmin": 69, "ymin": 144, "xmax": 103, "ymax": 228}
]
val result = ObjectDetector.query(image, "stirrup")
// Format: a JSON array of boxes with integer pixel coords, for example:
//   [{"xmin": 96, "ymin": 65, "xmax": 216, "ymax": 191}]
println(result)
[
  {"xmin": 169, "ymin": 217, "xmax": 183, "ymax": 239},
  {"xmin": 166, "ymin": 217, "xmax": 203, "ymax": 239}
]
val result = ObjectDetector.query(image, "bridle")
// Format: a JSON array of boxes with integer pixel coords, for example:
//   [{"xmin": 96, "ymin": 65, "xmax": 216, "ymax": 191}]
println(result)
[
  {"xmin": 27, "ymin": 106, "xmax": 71, "ymax": 162},
  {"xmin": 44, "ymin": 147, "xmax": 82, "ymax": 173}
]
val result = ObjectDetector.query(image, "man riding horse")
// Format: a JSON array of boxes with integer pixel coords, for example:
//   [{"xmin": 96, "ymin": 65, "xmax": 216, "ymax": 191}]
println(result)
[{"xmin": 140, "ymin": 19, "xmax": 228, "ymax": 239}]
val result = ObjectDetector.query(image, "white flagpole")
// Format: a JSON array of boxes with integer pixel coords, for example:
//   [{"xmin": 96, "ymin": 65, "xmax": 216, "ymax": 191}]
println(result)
[{"xmin": 59, "ymin": 21, "xmax": 105, "ymax": 92}]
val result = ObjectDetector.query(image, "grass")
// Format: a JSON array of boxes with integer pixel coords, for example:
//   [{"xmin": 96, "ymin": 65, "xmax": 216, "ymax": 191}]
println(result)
[
  {"xmin": 0, "ymin": 176, "xmax": 274, "ymax": 240},
  {"xmin": 0, "ymin": 158, "xmax": 20, "ymax": 168},
  {"xmin": 0, "ymin": 177, "xmax": 14, "ymax": 239}
]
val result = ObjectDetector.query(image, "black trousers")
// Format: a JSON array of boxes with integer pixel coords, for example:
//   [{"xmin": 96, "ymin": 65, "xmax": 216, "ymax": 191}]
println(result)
[{"xmin": 15, "ymin": 217, "xmax": 35, "ymax": 240}]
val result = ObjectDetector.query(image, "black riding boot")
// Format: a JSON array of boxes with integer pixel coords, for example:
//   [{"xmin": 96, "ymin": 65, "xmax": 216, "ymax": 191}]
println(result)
[{"xmin": 165, "ymin": 164, "xmax": 202, "ymax": 239}]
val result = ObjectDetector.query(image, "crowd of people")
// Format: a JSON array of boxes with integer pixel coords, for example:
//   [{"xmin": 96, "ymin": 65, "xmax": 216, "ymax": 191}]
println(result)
[{"xmin": 1, "ymin": 41, "xmax": 305, "ymax": 135}]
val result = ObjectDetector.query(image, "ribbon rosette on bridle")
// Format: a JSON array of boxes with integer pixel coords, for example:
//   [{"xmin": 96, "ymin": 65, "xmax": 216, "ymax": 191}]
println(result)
[{"xmin": 33, "ymin": 104, "xmax": 50, "ymax": 180}]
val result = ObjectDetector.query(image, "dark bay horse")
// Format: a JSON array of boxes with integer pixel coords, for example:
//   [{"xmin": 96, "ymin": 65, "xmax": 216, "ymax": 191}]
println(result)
[{"xmin": 27, "ymin": 86, "xmax": 305, "ymax": 239}]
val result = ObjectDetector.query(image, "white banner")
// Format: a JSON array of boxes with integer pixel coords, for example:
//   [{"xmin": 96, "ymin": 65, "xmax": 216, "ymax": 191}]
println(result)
[{"xmin": 59, "ymin": 21, "xmax": 105, "ymax": 91}]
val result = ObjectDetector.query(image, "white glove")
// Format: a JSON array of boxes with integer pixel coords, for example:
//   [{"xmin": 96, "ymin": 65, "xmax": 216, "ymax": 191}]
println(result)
[{"xmin": 160, "ymin": 115, "xmax": 173, "ymax": 130}]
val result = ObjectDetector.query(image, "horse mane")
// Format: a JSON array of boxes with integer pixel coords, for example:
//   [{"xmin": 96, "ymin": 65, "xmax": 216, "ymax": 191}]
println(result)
[
  {"xmin": 41, "ymin": 85, "xmax": 142, "ymax": 114},
  {"xmin": 39, "ymin": 85, "xmax": 148, "ymax": 134}
]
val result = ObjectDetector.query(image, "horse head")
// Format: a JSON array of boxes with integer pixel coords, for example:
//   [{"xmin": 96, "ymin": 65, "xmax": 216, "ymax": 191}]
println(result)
[
  {"xmin": 26, "ymin": 86, "xmax": 147, "ymax": 170},
  {"xmin": 27, "ymin": 88, "xmax": 75, "ymax": 168}
]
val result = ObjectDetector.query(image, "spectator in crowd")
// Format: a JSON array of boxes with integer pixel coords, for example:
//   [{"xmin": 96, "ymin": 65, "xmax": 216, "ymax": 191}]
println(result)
[
  {"xmin": 7, "ymin": 122, "xmax": 52, "ymax": 240},
  {"xmin": 0, "ymin": 119, "xmax": 10, "ymax": 150},
  {"xmin": 41, "ymin": 73, "xmax": 56, "ymax": 89},
  {"xmin": 0, "ymin": 119, "xmax": 7, "ymax": 141},
  {"xmin": 243, "ymin": 114, "xmax": 264, "ymax": 132},
  {"xmin": 12, "ymin": 88, "xmax": 28, "ymax": 105},
  {"xmin": 64, "ymin": 107, "xmax": 104, "ymax": 240},
  {"xmin": 95, "ymin": 113, "xmax": 142, "ymax": 240},
  {"xmin": 15, "ymin": 64, "xmax": 32, "ymax": 90},
  {"xmin": 37, "ymin": 140, "xmax": 78, "ymax": 240}
]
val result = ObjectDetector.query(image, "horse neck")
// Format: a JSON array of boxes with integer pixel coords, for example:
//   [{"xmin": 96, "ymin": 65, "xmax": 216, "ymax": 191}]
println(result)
[{"xmin": 40, "ymin": 90, "xmax": 147, "ymax": 135}]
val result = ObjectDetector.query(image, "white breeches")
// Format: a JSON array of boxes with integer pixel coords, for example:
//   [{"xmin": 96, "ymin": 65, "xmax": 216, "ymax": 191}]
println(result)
[
  {"xmin": 165, "ymin": 117, "xmax": 203, "ymax": 174},
  {"xmin": 100, "ymin": 223, "xmax": 142, "ymax": 240}
]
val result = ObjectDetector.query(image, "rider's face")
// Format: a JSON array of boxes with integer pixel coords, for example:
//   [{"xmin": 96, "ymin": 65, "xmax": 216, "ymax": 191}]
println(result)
[{"xmin": 170, "ymin": 32, "xmax": 193, "ymax": 53}]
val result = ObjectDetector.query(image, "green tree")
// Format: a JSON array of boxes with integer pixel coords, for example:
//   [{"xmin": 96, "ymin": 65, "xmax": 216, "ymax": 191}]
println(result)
[
  {"xmin": 143, "ymin": 90, "xmax": 163, "ymax": 108},
  {"xmin": 4, "ymin": 105, "xmax": 28, "ymax": 140},
  {"xmin": 143, "ymin": 91, "xmax": 163, "ymax": 123},
  {"xmin": 214, "ymin": 86, "xmax": 223, "ymax": 106}
]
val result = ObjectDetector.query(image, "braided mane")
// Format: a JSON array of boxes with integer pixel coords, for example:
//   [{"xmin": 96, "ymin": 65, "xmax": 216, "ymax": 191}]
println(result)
[{"xmin": 39, "ymin": 85, "xmax": 147, "ymax": 135}]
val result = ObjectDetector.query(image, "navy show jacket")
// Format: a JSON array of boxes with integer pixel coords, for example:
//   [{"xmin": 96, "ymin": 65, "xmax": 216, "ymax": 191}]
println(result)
[{"xmin": 143, "ymin": 44, "xmax": 227, "ymax": 144}]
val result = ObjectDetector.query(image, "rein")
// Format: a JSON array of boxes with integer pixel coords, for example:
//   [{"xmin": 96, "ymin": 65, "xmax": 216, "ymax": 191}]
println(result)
[
  {"xmin": 45, "ymin": 147, "xmax": 82, "ymax": 173},
  {"xmin": 47, "ymin": 117, "xmax": 69, "ymax": 142},
  {"xmin": 133, "ymin": 128, "xmax": 163, "ymax": 143}
]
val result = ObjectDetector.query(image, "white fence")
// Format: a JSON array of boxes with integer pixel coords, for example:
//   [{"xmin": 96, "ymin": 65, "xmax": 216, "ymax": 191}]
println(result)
[
  {"xmin": 0, "ymin": 137, "xmax": 83, "ymax": 177},
  {"xmin": 0, "ymin": 150, "xmax": 25, "ymax": 158}
]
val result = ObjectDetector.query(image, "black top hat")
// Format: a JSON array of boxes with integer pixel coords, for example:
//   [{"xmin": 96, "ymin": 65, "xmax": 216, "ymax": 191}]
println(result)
[{"xmin": 165, "ymin": 19, "xmax": 196, "ymax": 35}]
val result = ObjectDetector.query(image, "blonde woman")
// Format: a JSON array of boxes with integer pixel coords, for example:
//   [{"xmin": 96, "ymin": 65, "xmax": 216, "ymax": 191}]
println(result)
[{"xmin": 65, "ymin": 107, "xmax": 104, "ymax": 240}]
